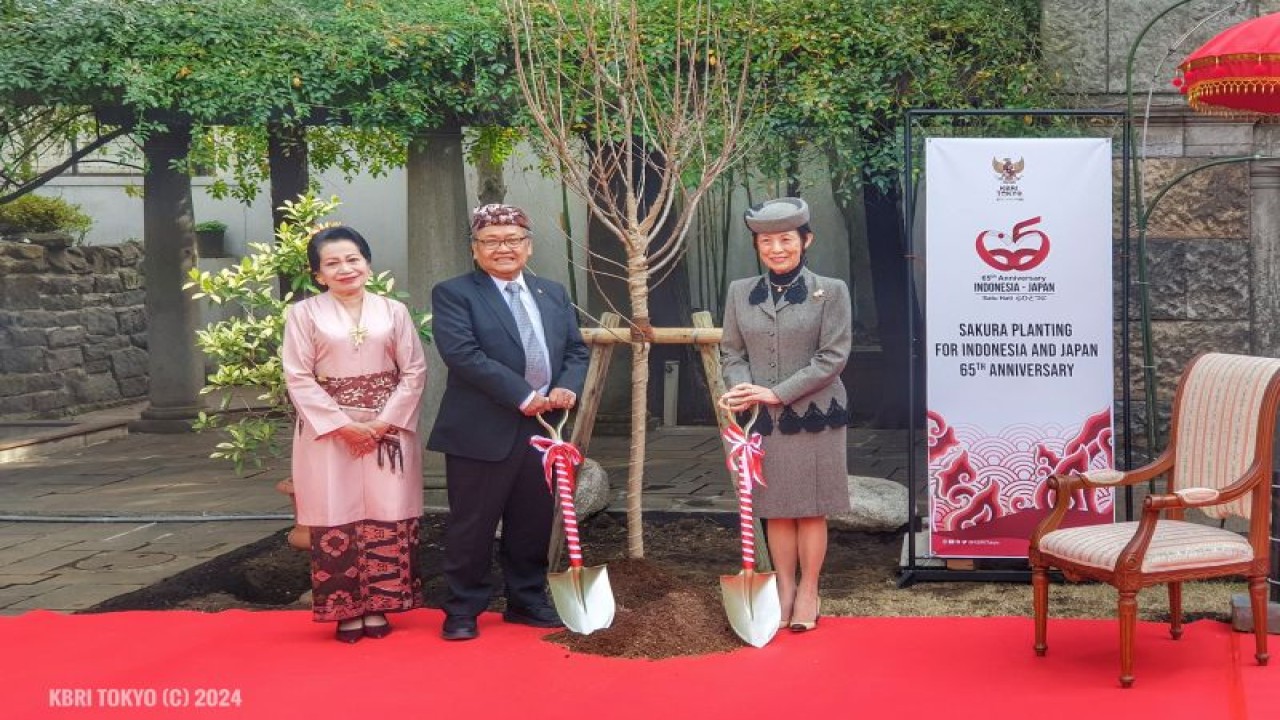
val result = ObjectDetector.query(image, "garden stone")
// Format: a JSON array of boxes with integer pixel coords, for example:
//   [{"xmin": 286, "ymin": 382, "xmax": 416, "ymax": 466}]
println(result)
[
  {"xmin": 830, "ymin": 475, "xmax": 909, "ymax": 532},
  {"xmin": 23, "ymin": 232, "xmax": 74, "ymax": 250},
  {"xmin": 574, "ymin": 458, "xmax": 610, "ymax": 518}
]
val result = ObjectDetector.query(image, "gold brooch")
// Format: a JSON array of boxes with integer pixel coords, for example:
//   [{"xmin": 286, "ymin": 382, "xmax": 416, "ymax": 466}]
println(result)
[{"xmin": 349, "ymin": 325, "xmax": 368, "ymax": 349}]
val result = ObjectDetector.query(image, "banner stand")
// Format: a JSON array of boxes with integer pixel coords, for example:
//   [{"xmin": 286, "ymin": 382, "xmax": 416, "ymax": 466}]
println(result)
[{"xmin": 898, "ymin": 108, "xmax": 1132, "ymax": 587}]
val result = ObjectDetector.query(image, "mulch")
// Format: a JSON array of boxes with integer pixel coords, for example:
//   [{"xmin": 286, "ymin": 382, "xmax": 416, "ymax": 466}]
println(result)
[{"xmin": 544, "ymin": 557, "xmax": 742, "ymax": 659}]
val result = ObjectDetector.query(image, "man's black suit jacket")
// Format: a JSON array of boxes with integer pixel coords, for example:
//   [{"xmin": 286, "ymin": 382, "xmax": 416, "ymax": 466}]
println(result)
[{"xmin": 427, "ymin": 270, "xmax": 589, "ymax": 461}]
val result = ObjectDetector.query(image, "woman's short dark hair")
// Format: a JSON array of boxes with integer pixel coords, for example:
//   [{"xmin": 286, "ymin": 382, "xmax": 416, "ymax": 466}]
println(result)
[
  {"xmin": 751, "ymin": 223, "xmax": 812, "ymax": 241},
  {"xmin": 307, "ymin": 225, "xmax": 373, "ymax": 276}
]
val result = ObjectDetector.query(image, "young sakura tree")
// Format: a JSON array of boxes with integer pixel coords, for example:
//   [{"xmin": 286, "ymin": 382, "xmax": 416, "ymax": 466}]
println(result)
[{"xmin": 504, "ymin": 0, "xmax": 758, "ymax": 557}]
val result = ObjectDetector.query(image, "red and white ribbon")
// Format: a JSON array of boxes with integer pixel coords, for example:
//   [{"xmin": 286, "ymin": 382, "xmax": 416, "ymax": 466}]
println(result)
[
  {"xmin": 530, "ymin": 435, "xmax": 585, "ymax": 567},
  {"xmin": 723, "ymin": 423, "xmax": 766, "ymax": 571}
]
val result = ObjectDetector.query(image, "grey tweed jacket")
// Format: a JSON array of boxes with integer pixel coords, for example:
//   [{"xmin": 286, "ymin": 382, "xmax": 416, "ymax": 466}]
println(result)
[{"xmin": 720, "ymin": 267, "xmax": 853, "ymax": 429}]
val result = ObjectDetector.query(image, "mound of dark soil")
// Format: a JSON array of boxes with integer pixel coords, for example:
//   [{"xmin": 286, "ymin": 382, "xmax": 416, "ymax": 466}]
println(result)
[{"xmin": 545, "ymin": 557, "xmax": 741, "ymax": 659}]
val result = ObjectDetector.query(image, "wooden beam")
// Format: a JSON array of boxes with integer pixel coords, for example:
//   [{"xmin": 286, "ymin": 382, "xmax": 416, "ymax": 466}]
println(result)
[
  {"xmin": 550, "ymin": 312, "xmax": 621, "ymax": 570},
  {"xmin": 580, "ymin": 326, "xmax": 722, "ymax": 345},
  {"xmin": 568, "ymin": 312, "xmax": 622, "ymax": 456}
]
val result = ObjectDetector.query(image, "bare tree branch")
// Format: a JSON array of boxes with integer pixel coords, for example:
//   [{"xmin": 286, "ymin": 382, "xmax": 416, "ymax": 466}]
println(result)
[{"xmin": 505, "ymin": 0, "xmax": 761, "ymax": 558}]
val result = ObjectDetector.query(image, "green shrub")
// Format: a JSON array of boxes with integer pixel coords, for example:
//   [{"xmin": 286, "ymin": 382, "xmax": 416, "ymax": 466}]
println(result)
[
  {"xmin": 195, "ymin": 220, "xmax": 228, "ymax": 233},
  {"xmin": 0, "ymin": 194, "xmax": 93, "ymax": 240}
]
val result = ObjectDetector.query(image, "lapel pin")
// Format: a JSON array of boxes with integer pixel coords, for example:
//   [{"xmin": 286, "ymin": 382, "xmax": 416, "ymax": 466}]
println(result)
[{"xmin": 813, "ymin": 289, "xmax": 826, "ymax": 298}]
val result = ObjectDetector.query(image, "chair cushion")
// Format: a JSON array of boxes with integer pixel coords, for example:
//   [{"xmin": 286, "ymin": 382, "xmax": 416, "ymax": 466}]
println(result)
[{"xmin": 1039, "ymin": 520, "xmax": 1253, "ymax": 573}]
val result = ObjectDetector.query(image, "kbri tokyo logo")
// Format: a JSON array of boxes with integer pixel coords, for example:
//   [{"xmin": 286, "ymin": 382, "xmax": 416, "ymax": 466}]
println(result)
[
  {"xmin": 992, "ymin": 156, "xmax": 1025, "ymax": 200},
  {"xmin": 975, "ymin": 216, "xmax": 1051, "ymax": 272}
]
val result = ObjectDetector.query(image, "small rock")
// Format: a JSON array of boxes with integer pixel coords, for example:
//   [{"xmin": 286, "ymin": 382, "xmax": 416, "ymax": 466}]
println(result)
[
  {"xmin": 575, "ymin": 458, "xmax": 610, "ymax": 518},
  {"xmin": 830, "ymin": 475, "xmax": 909, "ymax": 532}
]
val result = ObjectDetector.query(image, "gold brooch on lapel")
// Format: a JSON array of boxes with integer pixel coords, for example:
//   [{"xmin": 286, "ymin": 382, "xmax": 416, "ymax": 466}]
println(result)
[{"xmin": 349, "ymin": 325, "xmax": 368, "ymax": 349}]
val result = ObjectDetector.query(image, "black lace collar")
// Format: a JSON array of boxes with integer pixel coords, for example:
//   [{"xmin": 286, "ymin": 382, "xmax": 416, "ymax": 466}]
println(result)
[{"xmin": 748, "ymin": 266, "xmax": 808, "ymax": 306}]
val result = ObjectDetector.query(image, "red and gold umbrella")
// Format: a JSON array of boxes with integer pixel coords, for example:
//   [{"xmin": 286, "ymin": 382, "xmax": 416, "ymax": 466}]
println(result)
[{"xmin": 1175, "ymin": 12, "xmax": 1280, "ymax": 117}]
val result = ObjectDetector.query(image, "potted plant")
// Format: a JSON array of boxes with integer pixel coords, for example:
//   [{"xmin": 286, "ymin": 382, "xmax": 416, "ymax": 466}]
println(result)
[
  {"xmin": 185, "ymin": 194, "xmax": 431, "ymax": 549},
  {"xmin": 194, "ymin": 220, "xmax": 229, "ymax": 258}
]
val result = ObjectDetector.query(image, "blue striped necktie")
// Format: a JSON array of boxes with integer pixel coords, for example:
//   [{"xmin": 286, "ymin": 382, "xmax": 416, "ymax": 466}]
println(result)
[{"xmin": 505, "ymin": 283, "xmax": 550, "ymax": 391}]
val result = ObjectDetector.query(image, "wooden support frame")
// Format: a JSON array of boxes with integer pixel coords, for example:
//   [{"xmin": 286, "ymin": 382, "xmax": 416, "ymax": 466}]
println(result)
[{"xmin": 548, "ymin": 310, "xmax": 771, "ymax": 572}]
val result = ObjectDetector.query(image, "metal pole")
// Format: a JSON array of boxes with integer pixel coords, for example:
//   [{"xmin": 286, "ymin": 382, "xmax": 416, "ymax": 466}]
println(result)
[
  {"xmin": 1121, "ymin": 112, "xmax": 1134, "ymax": 521},
  {"xmin": 902, "ymin": 111, "xmax": 919, "ymax": 586}
]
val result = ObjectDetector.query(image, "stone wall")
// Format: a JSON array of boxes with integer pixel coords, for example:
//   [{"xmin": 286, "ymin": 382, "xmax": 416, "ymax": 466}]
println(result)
[
  {"xmin": 0, "ymin": 238, "xmax": 148, "ymax": 419},
  {"xmin": 1043, "ymin": 2, "xmax": 1278, "ymax": 443},
  {"xmin": 1128, "ymin": 141, "xmax": 1254, "ymax": 406}
]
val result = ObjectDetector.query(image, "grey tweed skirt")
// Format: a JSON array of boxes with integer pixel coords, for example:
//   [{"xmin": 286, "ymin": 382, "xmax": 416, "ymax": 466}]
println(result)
[{"xmin": 753, "ymin": 425, "xmax": 850, "ymax": 518}]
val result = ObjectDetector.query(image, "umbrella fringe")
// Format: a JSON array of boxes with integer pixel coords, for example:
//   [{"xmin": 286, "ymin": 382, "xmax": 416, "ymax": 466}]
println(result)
[{"xmin": 1184, "ymin": 77, "xmax": 1280, "ymax": 119}]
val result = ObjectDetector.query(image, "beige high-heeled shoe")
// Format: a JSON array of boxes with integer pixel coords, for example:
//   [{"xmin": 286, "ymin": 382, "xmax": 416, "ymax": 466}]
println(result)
[{"xmin": 789, "ymin": 599, "xmax": 821, "ymax": 632}]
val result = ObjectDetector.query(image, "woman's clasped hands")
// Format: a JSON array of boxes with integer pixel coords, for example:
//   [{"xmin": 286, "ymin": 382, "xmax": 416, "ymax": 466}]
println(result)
[
  {"xmin": 336, "ymin": 420, "xmax": 392, "ymax": 458},
  {"xmin": 720, "ymin": 383, "xmax": 782, "ymax": 413}
]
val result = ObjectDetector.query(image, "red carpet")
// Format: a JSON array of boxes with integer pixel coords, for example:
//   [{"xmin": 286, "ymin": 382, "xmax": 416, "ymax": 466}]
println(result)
[{"xmin": 6, "ymin": 610, "xmax": 1278, "ymax": 719}]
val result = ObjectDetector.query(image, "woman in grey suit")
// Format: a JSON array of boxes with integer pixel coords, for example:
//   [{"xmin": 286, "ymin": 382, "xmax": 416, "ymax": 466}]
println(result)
[{"xmin": 720, "ymin": 197, "xmax": 852, "ymax": 632}]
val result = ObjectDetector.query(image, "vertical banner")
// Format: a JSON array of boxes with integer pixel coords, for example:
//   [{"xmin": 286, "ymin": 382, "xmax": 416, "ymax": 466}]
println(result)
[{"xmin": 925, "ymin": 138, "xmax": 1115, "ymax": 558}]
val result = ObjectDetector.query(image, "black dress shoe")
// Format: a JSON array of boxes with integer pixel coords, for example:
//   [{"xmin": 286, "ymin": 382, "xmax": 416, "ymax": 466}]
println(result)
[
  {"xmin": 363, "ymin": 619, "xmax": 393, "ymax": 639},
  {"xmin": 441, "ymin": 615, "xmax": 478, "ymax": 641},
  {"xmin": 503, "ymin": 604, "xmax": 564, "ymax": 629}
]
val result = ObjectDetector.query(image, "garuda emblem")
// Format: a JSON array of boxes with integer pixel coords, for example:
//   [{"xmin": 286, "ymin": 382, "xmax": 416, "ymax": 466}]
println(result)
[{"xmin": 992, "ymin": 156, "xmax": 1025, "ymax": 184}]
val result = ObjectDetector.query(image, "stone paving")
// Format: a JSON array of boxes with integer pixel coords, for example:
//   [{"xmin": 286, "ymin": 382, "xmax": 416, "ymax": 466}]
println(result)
[{"xmin": 0, "ymin": 407, "xmax": 909, "ymax": 615}]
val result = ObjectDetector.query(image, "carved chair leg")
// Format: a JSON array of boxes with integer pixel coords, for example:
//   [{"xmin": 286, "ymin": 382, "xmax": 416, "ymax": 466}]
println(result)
[
  {"xmin": 1250, "ymin": 575, "xmax": 1270, "ymax": 666},
  {"xmin": 1167, "ymin": 582, "xmax": 1183, "ymax": 640},
  {"xmin": 1119, "ymin": 590, "xmax": 1138, "ymax": 688},
  {"xmin": 1032, "ymin": 563, "xmax": 1049, "ymax": 656}
]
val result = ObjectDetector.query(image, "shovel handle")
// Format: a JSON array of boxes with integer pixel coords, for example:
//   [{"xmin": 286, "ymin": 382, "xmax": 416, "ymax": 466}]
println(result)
[
  {"xmin": 736, "ymin": 452, "xmax": 756, "ymax": 572},
  {"xmin": 554, "ymin": 458, "xmax": 584, "ymax": 569}
]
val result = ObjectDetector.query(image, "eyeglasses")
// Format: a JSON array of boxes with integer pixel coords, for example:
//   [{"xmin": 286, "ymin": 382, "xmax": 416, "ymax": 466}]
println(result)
[{"xmin": 473, "ymin": 235, "xmax": 529, "ymax": 250}]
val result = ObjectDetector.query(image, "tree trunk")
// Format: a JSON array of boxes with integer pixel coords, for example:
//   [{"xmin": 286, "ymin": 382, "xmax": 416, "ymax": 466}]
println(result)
[
  {"xmin": 268, "ymin": 123, "xmax": 309, "ymax": 295},
  {"xmin": 626, "ymin": 244, "xmax": 651, "ymax": 559},
  {"xmin": 475, "ymin": 150, "xmax": 507, "ymax": 206}
]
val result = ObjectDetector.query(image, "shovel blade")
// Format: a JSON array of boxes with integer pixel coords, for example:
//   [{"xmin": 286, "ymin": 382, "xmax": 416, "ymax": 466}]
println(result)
[
  {"xmin": 548, "ymin": 564, "xmax": 616, "ymax": 635},
  {"xmin": 719, "ymin": 570, "xmax": 781, "ymax": 648}
]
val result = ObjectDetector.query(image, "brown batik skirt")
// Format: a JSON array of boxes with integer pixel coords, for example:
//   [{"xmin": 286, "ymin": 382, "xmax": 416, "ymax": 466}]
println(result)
[{"xmin": 309, "ymin": 518, "xmax": 423, "ymax": 622}]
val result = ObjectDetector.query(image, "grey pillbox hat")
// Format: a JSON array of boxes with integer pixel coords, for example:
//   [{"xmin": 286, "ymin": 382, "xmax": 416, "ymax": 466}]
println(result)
[{"xmin": 743, "ymin": 197, "xmax": 810, "ymax": 233}]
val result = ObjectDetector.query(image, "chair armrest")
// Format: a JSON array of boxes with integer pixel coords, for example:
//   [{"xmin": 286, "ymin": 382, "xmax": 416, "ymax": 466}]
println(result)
[
  {"xmin": 1029, "ymin": 473, "xmax": 1087, "ymax": 548},
  {"xmin": 1116, "ymin": 480, "xmax": 1231, "ymax": 572},
  {"xmin": 1029, "ymin": 452, "xmax": 1173, "ymax": 553},
  {"xmin": 1143, "ymin": 487, "xmax": 1221, "ymax": 511},
  {"xmin": 1079, "ymin": 469, "xmax": 1125, "ymax": 485},
  {"xmin": 1076, "ymin": 450, "xmax": 1173, "ymax": 488}
]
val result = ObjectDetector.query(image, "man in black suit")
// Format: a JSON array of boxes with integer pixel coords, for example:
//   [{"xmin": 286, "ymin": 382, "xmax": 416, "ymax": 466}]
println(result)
[{"xmin": 428, "ymin": 203, "xmax": 590, "ymax": 641}]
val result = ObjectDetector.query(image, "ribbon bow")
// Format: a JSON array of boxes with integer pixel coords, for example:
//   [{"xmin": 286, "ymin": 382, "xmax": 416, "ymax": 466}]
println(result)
[
  {"xmin": 529, "ymin": 435, "xmax": 584, "ymax": 492},
  {"xmin": 722, "ymin": 423, "xmax": 766, "ymax": 489}
]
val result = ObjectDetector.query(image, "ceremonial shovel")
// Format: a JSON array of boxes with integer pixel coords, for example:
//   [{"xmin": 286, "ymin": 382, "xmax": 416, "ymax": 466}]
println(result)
[
  {"xmin": 718, "ymin": 404, "xmax": 782, "ymax": 648},
  {"xmin": 531, "ymin": 411, "xmax": 615, "ymax": 635}
]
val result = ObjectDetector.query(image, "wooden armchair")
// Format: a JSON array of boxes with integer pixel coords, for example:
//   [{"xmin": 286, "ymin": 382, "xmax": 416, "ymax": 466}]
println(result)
[{"xmin": 1028, "ymin": 353, "xmax": 1280, "ymax": 688}]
